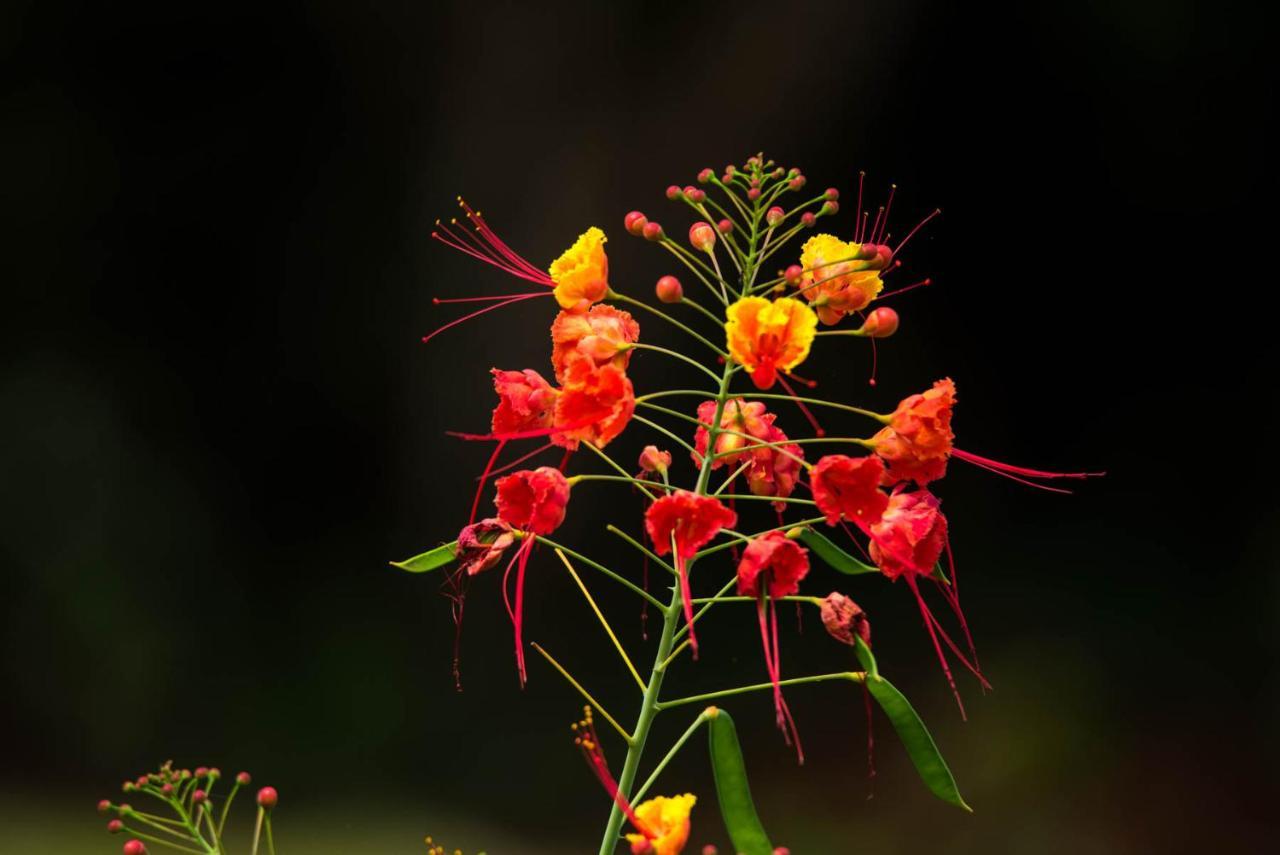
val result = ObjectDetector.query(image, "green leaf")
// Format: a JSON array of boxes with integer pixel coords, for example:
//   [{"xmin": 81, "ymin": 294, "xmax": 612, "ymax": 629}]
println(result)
[
  {"xmin": 707, "ymin": 708, "xmax": 773, "ymax": 855},
  {"xmin": 797, "ymin": 527, "xmax": 878, "ymax": 575},
  {"xmin": 865, "ymin": 675, "xmax": 971, "ymax": 811},
  {"xmin": 390, "ymin": 542, "xmax": 458, "ymax": 573},
  {"xmin": 854, "ymin": 636, "xmax": 879, "ymax": 679}
]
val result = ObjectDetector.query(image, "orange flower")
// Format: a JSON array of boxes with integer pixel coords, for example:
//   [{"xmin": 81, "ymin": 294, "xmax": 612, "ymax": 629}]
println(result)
[
  {"xmin": 724, "ymin": 297, "xmax": 817, "ymax": 389},
  {"xmin": 690, "ymin": 399, "xmax": 774, "ymax": 468},
  {"xmin": 490, "ymin": 368, "xmax": 558, "ymax": 435},
  {"xmin": 743, "ymin": 424, "xmax": 804, "ymax": 510},
  {"xmin": 796, "ymin": 234, "xmax": 889, "ymax": 325},
  {"xmin": 868, "ymin": 489, "xmax": 948, "ymax": 580},
  {"xmin": 550, "ymin": 304, "xmax": 639, "ymax": 383},
  {"xmin": 548, "ymin": 227, "xmax": 609, "ymax": 312},
  {"xmin": 552, "ymin": 359, "xmax": 635, "ymax": 450},
  {"xmin": 872, "ymin": 378, "xmax": 956, "ymax": 486},
  {"xmin": 624, "ymin": 794, "xmax": 697, "ymax": 855}
]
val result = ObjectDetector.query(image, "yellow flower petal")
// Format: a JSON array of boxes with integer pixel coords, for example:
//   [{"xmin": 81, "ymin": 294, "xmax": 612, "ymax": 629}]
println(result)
[
  {"xmin": 549, "ymin": 226, "xmax": 609, "ymax": 312},
  {"xmin": 623, "ymin": 793, "xmax": 697, "ymax": 855},
  {"xmin": 725, "ymin": 297, "xmax": 817, "ymax": 389}
]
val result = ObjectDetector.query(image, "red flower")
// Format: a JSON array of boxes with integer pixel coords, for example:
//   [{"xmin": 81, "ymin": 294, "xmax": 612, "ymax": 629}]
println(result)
[
  {"xmin": 735, "ymin": 531, "xmax": 810, "ymax": 762},
  {"xmin": 550, "ymin": 304, "xmax": 639, "ymax": 384},
  {"xmin": 736, "ymin": 531, "xmax": 809, "ymax": 599},
  {"xmin": 872, "ymin": 378, "xmax": 956, "ymax": 486},
  {"xmin": 645, "ymin": 492, "xmax": 737, "ymax": 656},
  {"xmin": 490, "ymin": 368, "xmax": 559, "ymax": 436},
  {"xmin": 495, "ymin": 467, "xmax": 571, "ymax": 535},
  {"xmin": 743, "ymin": 424, "xmax": 804, "ymax": 509},
  {"xmin": 455, "ymin": 518, "xmax": 517, "ymax": 576},
  {"xmin": 811, "ymin": 455, "xmax": 890, "ymax": 528},
  {"xmin": 553, "ymin": 360, "xmax": 635, "ymax": 450},
  {"xmin": 868, "ymin": 489, "xmax": 948, "ymax": 580},
  {"xmin": 638, "ymin": 445, "xmax": 672, "ymax": 479},
  {"xmin": 691, "ymin": 399, "xmax": 773, "ymax": 468}
]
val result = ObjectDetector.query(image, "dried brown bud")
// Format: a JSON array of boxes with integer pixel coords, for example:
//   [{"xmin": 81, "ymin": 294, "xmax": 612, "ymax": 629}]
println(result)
[{"xmin": 820, "ymin": 592, "xmax": 870, "ymax": 646}]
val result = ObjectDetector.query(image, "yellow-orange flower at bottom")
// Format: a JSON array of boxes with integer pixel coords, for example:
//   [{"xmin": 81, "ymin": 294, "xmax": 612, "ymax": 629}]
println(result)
[
  {"xmin": 725, "ymin": 297, "xmax": 817, "ymax": 389},
  {"xmin": 624, "ymin": 793, "xmax": 696, "ymax": 855}
]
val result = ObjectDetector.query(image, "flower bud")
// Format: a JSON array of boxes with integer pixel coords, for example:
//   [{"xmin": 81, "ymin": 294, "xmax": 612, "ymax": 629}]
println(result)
[
  {"xmin": 160, "ymin": 783, "xmax": 173, "ymax": 795},
  {"xmin": 638, "ymin": 445, "xmax": 672, "ymax": 475},
  {"xmin": 209, "ymin": 769, "xmax": 221, "ymax": 781},
  {"xmin": 821, "ymin": 200, "xmax": 839, "ymax": 216},
  {"xmin": 97, "ymin": 799, "xmax": 112, "ymax": 815},
  {"xmin": 697, "ymin": 168, "xmax": 713, "ymax": 184},
  {"xmin": 789, "ymin": 175, "xmax": 806, "ymax": 190},
  {"xmin": 630, "ymin": 839, "xmax": 653, "ymax": 854},
  {"xmin": 801, "ymin": 212, "xmax": 816, "ymax": 227},
  {"xmin": 686, "ymin": 187, "xmax": 706, "ymax": 203},
  {"xmin": 257, "ymin": 786, "xmax": 278, "ymax": 810},
  {"xmin": 107, "ymin": 819, "xmax": 124, "ymax": 833},
  {"xmin": 192, "ymin": 790, "xmax": 206, "ymax": 805},
  {"xmin": 702, "ymin": 847, "xmax": 719, "ymax": 855},
  {"xmin": 725, "ymin": 164, "xmax": 736, "ymax": 176},
  {"xmin": 642, "ymin": 221, "xmax": 664, "ymax": 241},
  {"xmin": 194, "ymin": 767, "xmax": 208, "ymax": 778},
  {"xmin": 123, "ymin": 841, "xmax": 148, "ymax": 855},
  {"xmin": 784, "ymin": 264, "xmax": 803, "ymax": 286},
  {"xmin": 121, "ymin": 781, "xmax": 133, "ymax": 793},
  {"xmin": 820, "ymin": 592, "xmax": 870, "ymax": 646},
  {"xmin": 624, "ymin": 211, "xmax": 648, "ymax": 237},
  {"xmin": 749, "ymin": 177, "xmax": 761, "ymax": 188},
  {"xmin": 772, "ymin": 167, "xmax": 785, "ymax": 179},
  {"xmin": 236, "ymin": 771, "xmax": 252, "ymax": 786},
  {"xmin": 824, "ymin": 187, "xmax": 839, "ymax": 201},
  {"xmin": 689, "ymin": 221, "xmax": 716, "ymax": 252},
  {"xmin": 860, "ymin": 306, "xmax": 899, "ymax": 338},
  {"xmin": 665, "ymin": 184, "xmax": 682, "ymax": 200},
  {"xmin": 717, "ymin": 219, "xmax": 733, "ymax": 234},
  {"xmin": 766, "ymin": 206, "xmax": 784, "ymax": 226},
  {"xmin": 747, "ymin": 187, "xmax": 761, "ymax": 200},
  {"xmin": 774, "ymin": 849, "xmax": 792, "ymax": 855},
  {"xmin": 135, "ymin": 776, "xmax": 147, "ymax": 788},
  {"xmin": 655, "ymin": 275, "xmax": 683, "ymax": 303}
]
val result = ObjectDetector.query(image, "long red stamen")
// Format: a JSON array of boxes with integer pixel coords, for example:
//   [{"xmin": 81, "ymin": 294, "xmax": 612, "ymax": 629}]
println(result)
[
  {"xmin": 913, "ymin": 580, "xmax": 990, "ymax": 690},
  {"xmin": 868, "ymin": 334, "xmax": 878, "ymax": 388},
  {"xmin": 905, "ymin": 574, "xmax": 967, "ymax": 719},
  {"xmin": 679, "ymin": 554, "xmax": 699, "ymax": 658},
  {"xmin": 953, "ymin": 448, "xmax": 1104, "ymax": 482},
  {"xmin": 768, "ymin": 595, "xmax": 805, "ymax": 764},
  {"xmin": 421, "ymin": 293, "xmax": 549, "ymax": 345},
  {"xmin": 776, "ymin": 372, "xmax": 825, "ymax": 437},
  {"xmin": 891, "ymin": 208, "xmax": 941, "ymax": 258},
  {"xmin": 573, "ymin": 708, "xmax": 655, "ymax": 839},
  {"xmin": 879, "ymin": 277, "xmax": 932, "ymax": 300},
  {"xmin": 862, "ymin": 681, "xmax": 877, "ymax": 787},
  {"xmin": 432, "ymin": 199, "xmax": 553, "ymax": 286},
  {"xmin": 458, "ymin": 199, "xmax": 553, "ymax": 283},
  {"xmin": 939, "ymin": 540, "xmax": 981, "ymax": 674},
  {"xmin": 869, "ymin": 206, "xmax": 885, "ymax": 248},
  {"xmin": 875, "ymin": 185, "xmax": 897, "ymax": 245},
  {"xmin": 476, "ymin": 442, "xmax": 555, "ymax": 482},
  {"xmin": 854, "ymin": 172, "xmax": 866, "ymax": 243},
  {"xmin": 433, "ymin": 292, "xmax": 551, "ymax": 304},
  {"xmin": 469, "ymin": 439, "xmax": 507, "ymax": 524},
  {"xmin": 512, "ymin": 535, "xmax": 535, "ymax": 686}
]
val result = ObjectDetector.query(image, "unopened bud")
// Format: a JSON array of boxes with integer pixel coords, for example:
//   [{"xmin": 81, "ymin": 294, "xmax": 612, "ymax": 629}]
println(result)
[
  {"xmin": 789, "ymin": 175, "xmax": 806, "ymax": 190},
  {"xmin": 701, "ymin": 846, "xmax": 719, "ymax": 855},
  {"xmin": 772, "ymin": 167, "xmax": 785, "ymax": 178},
  {"xmin": 123, "ymin": 841, "xmax": 148, "ymax": 855},
  {"xmin": 689, "ymin": 222, "xmax": 716, "ymax": 252},
  {"xmin": 687, "ymin": 187, "xmax": 706, "ymax": 203},
  {"xmin": 665, "ymin": 185, "xmax": 682, "ymax": 200},
  {"xmin": 160, "ymin": 783, "xmax": 173, "ymax": 795},
  {"xmin": 121, "ymin": 781, "xmax": 133, "ymax": 793},
  {"xmin": 236, "ymin": 772, "xmax": 252, "ymax": 786},
  {"xmin": 801, "ymin": 212, "xmax": 816, "ymax": 227},
  {"xmin": 624, "ymin": 211, "xmax": 648, "ymax": 237},
  {"xmin": 717, "ymin": 219, "xmax": 733, "ymax": 234},
  {"xmin": 638, "ymin": 445, "xmax": 672, "ymax": 475},
  {"xmin": 697, "ymin": 168, "xmax": 713, "ymax": 184},
  {"xmin": 208, "ymin": 769, "xmax": 221, "ymax": 780},
  {"xmin": 630, "ymin": 839, "xmax": 653, "ymax": 854},
  {"xmin": 820, "ymin": 592, "xmax": 871, "ymax": 646},
  {"xmin": 784, "ymin": 264, "xmax": 804, "ymax": 286},
  {"xmin": 747, "ymin": 187, "xmax": 761, "ymax": 200},
  {"xmin": 774, "ymin": 848, "xmax": 792, "ymax": 855},
  {"xmin": 824, "ymin": 187, "xmax": 839, "ymax": 200},
  {"xmin": 194, "ymin": 767, "xmax": 208, "ymax": 778},
  {"xmin": 860, "ymin": 306, "xmax": 899, "ymax": 338},
  {"xmin": 642, "ymin": 221, "xmax": 664, "ymax": 241},
  {"xmin": 655, "ymin": 275, "xmax": 683, "ymax": 303},
  {"xmin": 766, "ymin": 206, "xmax": 784, "ymax": 226},
  {"xmin": 107, "ymin": 819, "xmax": 124, "ymax": 834},
  {"xmin": 257, "ymin": 786, "xmax": 278, "ymax": 810},
  {"xmin": 97, "ymin": 799, "xmax": 112, "ymax": 815},
  {"xmin": 725, "ymin": 164, "xmax": 736, "ymax": 176},
  {"xmin": 821, "ymin": 200, "xmax": 839, "ymax": 215},
  {"xmin": 192, "ymin": 790, "xmax": 206, "ymax": 805}
]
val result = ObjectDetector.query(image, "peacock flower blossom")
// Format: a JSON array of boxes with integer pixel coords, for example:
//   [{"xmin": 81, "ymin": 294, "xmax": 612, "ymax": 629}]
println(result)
[
  {"xmin": 625, "ymin": 794, "xmax": 697, "ymax": 855},
  {"xmin": 490, "ymin": 368, "xmax": 559, "ymax": 435},
  {"xmin": 552, "ymin": 359, "xmax": 636, "ymax": 450},
  {"xmin": 868, "ymin": 489, "xmax": 947, "ymax": 581},
  {"xmin": 455, "ymin": 518, "xmax": 517, "ymax": 576},
  {"xmin": 796, "ymin": 234, "xmax": 891, "ymax": 325},
  {"xmin": 725, "ymin": 297, "xmax": 818, "ymax": 390},
  {"xmin": 495, "ymin": 467, "xmax": 571, "ymax": 535},
  {"xmin": 645, "ymin": 492, "xmax": 737, "ymax": 657},
  {"xmin": 550, "ymin": 304, "xmax": 639, "ymax": 383},
  {"xmin": 743, "ymin": 425, "xmax": 804, "ymax": 510},
  {"xmin": 737, "ymin": 531, "xmax": 811, "ymax": 760},
  {"xmin": 820, "ymin": 591, "xmax": 871, "ymax": 646},
  {"xmin": 690, "ymin": 399, "xmax": 774, "ymax": 468},
  {"xmin": 549, "ymin": 227, "xmax": 609, "ymax": 313},
  {"xmin": 872, "ymin": 378, "xmax": 956, "ymax": 486},
  {"xmin": 811, "ymin": 454, "xmax": 890, "ymax": 530}
]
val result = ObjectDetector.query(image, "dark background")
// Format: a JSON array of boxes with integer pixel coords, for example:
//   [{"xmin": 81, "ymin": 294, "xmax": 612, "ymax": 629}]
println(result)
[{"xmin": 3, "ymin": 1, "xmax": 1276, "ymax": 852}]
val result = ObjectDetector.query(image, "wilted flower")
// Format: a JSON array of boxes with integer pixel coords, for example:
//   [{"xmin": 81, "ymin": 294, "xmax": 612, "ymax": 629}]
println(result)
[
  {"xmin": 820, "ymin": 592, "xmax": 871, "ymax": 646},
  {"xmin": 868, "ymin": 489, "xmax": 948, "ymax": 580},
  {"xmin": 638, "ymin": 445, "xmax": 673, "ymax": 478},
  {"xmin": 455, "ymin": 518, "xmax": 517, "ymax": 576}
]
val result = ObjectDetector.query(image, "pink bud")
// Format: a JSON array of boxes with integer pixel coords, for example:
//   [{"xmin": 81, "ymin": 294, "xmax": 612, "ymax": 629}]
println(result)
[
  {"xmin": 192, "ymin": 790, "xmax": 206, "ymax": 805},
  {"xmin": 689, "ymin": 221, "xmax": 716, "ymax": 252},
  {"xmin": 194, "ymin": 767, "xmax": 208, "ymax": 778},
  {"xmin": 236, "ymin": 771, "xmax": 252, "ymax": 786},
  {"xmin": 655, "ymin": 275, "xmax": 683, "ymax": 303},
  {"xmin": 860, "ymin": 306, "xmax": 899, "ymax": 338},
  {"xmin": 747, "ymin": 187, "xmax": 761, "ymax": 200},
  {"xmin": 624, "ymin": 211, "xmax": 648, "ymax": 237},
  {"xmin": 121, "ymin": 781, "xmax": 133, "ymax": 793},
  {"xmin": 821, "ymin": 200, "xmax": 839, "ymax": 215},
  {"xmin": 630, "ymin": 838, "xmax": 654, "ymax": 854},
  {"xmin": 123, "ymin": 841, "xmax": 148, "ymax": 855},
  {"xmin": 107, "ymin": 819, "xmax": 124, "ymax": 833},
  {"xmin": 257, "ymin": 786, "xmax": 278, "ymax": 810},
  {"xmin": 135, "ymin": 776, "xmax": 147, "ymax": 787},
  {"xmin": 784, "ymin": 264, "xmax": 803, "ymax": 286},
  {"xmin": 665, "ymin": 185, "xmax": 682, "ymax": 200},
  {"xmin": 801, "ymin": 212, "xmax": 816, "ymax": 227},
  {"xmin": 687, "ymin": 187, "xmax": 706, "ymax": 203},
  {"xmin": 642, "ymin": 221, "xmax": 664, "ymax": 241},
  {"xmin": 97, "ymin": 799, "xmax": 112, "ymax": 815},
  {"xmin": 702, "ymin": 847, "xmax": 719, "ymax": 855},
  {"xmin": 638, "ymin": 445, "xmax": 672, "ymax": 474},
  {"xmin": 208, "ymin": 769, "xmax": 221, "ymax": 780},
  {"xmin": 697, "ymin": 168, "xmax": 713, "ymax": 184},
  {"xmin": 717, "ymin": 219, "xmax": 733, "ymax": 234},
  {"xmin": 789, "ymin": 175, "xmax": 806, "ymax": 190},
  {"xmin": 766, "ymin": 206, "xmax": 784, "ymax": 226},
  {"xmin": 725, "ymin": 164, "xmax": 736, "ymax": 176},
  {"xmin": 749, "ymin": 177, "xmax": 760, "ymax": 188},
  {"xmin": 160, "ymin": 783, "xmax": 173, "ymax": 795},
  {"xmin": 772, "ymin": 167, "xmax": 785, "ymax": 178},
  {"xmin": 774, "ymin": 849, "xmax": 792, "ymax": 855},
  {"xmin": 824, "ymin": 187, "xmax": 839, "ymax": 200}
]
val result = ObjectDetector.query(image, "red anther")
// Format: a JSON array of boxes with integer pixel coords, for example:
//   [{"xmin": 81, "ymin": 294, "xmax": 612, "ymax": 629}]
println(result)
[
  {"xmin": 801, "ymin": 212, "xmax": 816, "ymax": 227},
  {"xmin": 642, "ymin": 221, "xmax": 664, "ymax": 241},
  {"xmin": 861, "ymin": 306, "xmax": 900, "ymax": 338},
  {"xmin": 789, "ymin": 176, "xmax": 806, "ymax": 190},
  {"xmin": 107, "ymin": 819, "xmax": 124, "ymax": 833},
  {"xmin": 824, "ymin": 187, "xmax": 839, "ymax": 200},
  {"xmin": 655, "ymin": 275, "xmax": 683, "ymax": 303},
  {"xmin": 821, "ymin": 200, "xmax": 839, "ymax": 215},
  {"xmin": 256, "ymin": 786, "xmax": 278, "ymax": 810},
  {"xmin": 624, "ymin": 211, "xmax": 648, "ymax": 237},
  {"xmin": 747, "ymin": 187, "xmax": 761, "ymax": 200},
  {"xmin": 97, "ymin": 799, "xmax": 112, "ymax": 815},
  {"xmin": 123, "ymin": 841, "xmax": 147, "ymax": 855},
  {"xmin": 236, "ymin": 772, "xmax": 252, "ymax": 786},
  {"xmin": 665, "ymin": 185, "xmax": 682, "ymax": 200},
  {"xmin": 766, "ymin": 206, "xmax": 784, "ymax": 226},
  {"xmin": 697, "ymin": 168, "xmax": 714, "ymax": 184},
  {"xmin": 717, "ymin": 218, "xmax": 733, "ymax": 234},
  {"xmin": 784, "ymin": 264, "xmax": 804, "ymax": 286},
  {"xmin": 192, "ymin": 790, "xmax": 206, "ymax": 805},
  {"xmin": 689, "ymin": 221, "xmax": 717, "ymax": 252}
]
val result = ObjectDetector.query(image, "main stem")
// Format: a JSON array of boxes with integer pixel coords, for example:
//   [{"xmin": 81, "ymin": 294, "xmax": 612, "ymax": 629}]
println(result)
[{"xmin": 596, "ymin": 362, "xmax": 735, "ymax": 855}]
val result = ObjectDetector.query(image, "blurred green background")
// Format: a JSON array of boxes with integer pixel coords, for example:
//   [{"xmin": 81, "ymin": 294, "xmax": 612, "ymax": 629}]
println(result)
[{"xmin": 2, "ymin": 0, "xmax": 1275, "ymax": 852}]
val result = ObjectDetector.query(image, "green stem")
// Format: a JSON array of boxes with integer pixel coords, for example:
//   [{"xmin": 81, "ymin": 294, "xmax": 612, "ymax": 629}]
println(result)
[
  {"xmin": 635, "ymin": 389, "xmax": 888, "ymax": 423},
  {"xmin": 656, "ymin": 671, "xmax": 866, "ymax": 710},
  {"xmin": 610, "ymin": 291, "xmax": 727, "ymax": 357},
  {"xmin": 632, "ymin": 709, "xmax": 715, "ymax": 803},
  {"xmin": 627, "ymin": 342, "xmax": 723, "ymax": 383},
  {"xmin": 533, "ymin": 536, "xmax": 663, "ymax": 609}
]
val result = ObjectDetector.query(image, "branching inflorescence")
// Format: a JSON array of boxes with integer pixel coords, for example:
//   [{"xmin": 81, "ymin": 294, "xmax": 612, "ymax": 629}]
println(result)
[{"xmin": 398, "ymin": 153, "xmax": 1100, "ymax": 854}]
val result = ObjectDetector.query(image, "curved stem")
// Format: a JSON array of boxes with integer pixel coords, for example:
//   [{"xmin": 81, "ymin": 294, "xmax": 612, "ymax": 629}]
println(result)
[
  {"xmin": 534, "ymin": 536, "xmax": 663, "ymax": 609},
  {"xmin": 636, "ymin": 388, "xmax": 888, "ymax": 423},
  {"xmin": 610, "ymin": 291, "xmax": 727, "ymax": 357},
  {"xmin": 627, "ymin": 342, "xmax": 723, "ymax": 383},
  {"xmin": 632, "ymin": 708, "xmax": 715, "ymax": 804},
  {"xmin": 656, "ymin": 671, "xmax": 866, "ymax": 711}
]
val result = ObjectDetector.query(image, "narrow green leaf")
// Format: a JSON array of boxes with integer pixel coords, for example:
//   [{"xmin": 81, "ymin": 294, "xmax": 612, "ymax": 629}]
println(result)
[
  {"xmin": 707, "ymin": 708, "xmax": 773, "ymax": 855},
  {"xmin": 797, "ymin": 527, "xmax": 878, "ymax": 575},
  {"xmin": 854, "ymin": 636, "xmax": 879, "ymax": 678},
  {"xmin": 865, "ymin": 675, "xmax": 971, "ymax": 811},
  {"xmin": 390, "ymin": 542, "xmax": 458, "ymax": 573}
]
